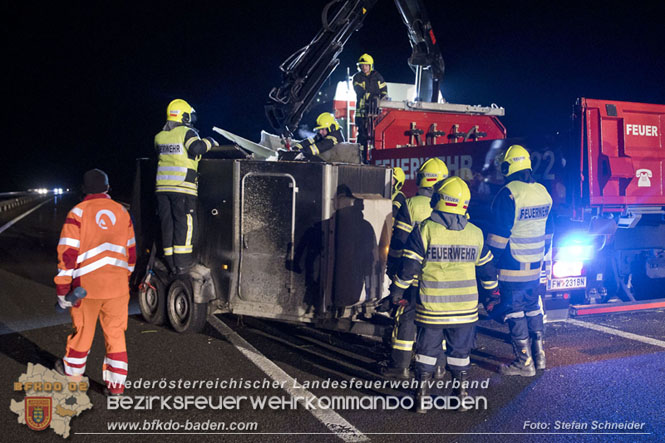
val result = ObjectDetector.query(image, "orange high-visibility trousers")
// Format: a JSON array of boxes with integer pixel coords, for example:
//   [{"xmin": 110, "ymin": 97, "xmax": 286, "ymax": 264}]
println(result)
[{"xmin": 63, "ymin": 295, "xmax": 129, "ymax": 394}]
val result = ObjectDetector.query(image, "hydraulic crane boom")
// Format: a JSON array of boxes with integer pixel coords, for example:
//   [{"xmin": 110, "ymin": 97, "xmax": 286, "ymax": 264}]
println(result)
[
  {"xmin": 394, "ymin": 0, "xmax": 445, "ymax": 102},
  {"xmin": 265, "ymin": 0, "xmax": 445, "ymax": 138},
  {"xmin": 265, "ymin": 0, "xmax": 378, "ymax": 138}
]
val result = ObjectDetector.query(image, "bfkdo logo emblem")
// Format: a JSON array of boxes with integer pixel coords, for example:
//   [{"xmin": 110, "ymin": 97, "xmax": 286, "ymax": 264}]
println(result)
[{"xmin": 25, "ymin": 397, "xmax": 52, "ymax": 431}]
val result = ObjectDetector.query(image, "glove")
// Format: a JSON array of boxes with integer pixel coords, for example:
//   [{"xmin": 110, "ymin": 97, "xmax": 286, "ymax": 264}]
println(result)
[
  {"xmin": 386, "ymin": 259, "xmax": 400, "ymax": 279},
  {"xmin": 484, "ymin": 287, "xmax": 501, "ymax": 312},
  {"xmin": 376, "ymin": 297, "xmax": 393, "ymax": 313},
  {"xmin": 376, "ymin": 287, "xmax": 406, "ymax": 312},
  {"xmin": 57, "ymin": 295, "xmax": 73, "ymax": 310},
  {"xmin": 206, "ymin": 137, "xmax": 219, "ymax": 147}
]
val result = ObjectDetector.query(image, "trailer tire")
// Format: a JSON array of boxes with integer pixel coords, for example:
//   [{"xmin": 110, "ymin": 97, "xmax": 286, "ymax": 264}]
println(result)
[
  {"xmin": 138, "ymin": 274, "xmax": 167, "ymax": 325},
  {"xmin": 167, "ymin": 277, "xmax": 208, "ymax": 333}
]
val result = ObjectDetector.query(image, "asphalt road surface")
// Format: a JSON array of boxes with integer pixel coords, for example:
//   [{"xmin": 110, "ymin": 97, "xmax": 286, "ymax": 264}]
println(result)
[{"xmin": 1, "ymin": 195, "xmax": 664, "ymax": 442}]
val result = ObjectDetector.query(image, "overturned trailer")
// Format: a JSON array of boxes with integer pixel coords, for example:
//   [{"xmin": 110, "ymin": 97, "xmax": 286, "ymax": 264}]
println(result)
[{"xmin": 131, "ymin": 157, "xmax": 393, "ymax": 333}]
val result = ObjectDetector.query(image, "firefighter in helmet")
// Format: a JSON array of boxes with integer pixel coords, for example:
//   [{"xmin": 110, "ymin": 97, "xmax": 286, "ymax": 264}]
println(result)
[
  {"xmin": 389, "ymin": 177, "xmax": 497, "ymax": 412},
  {"xmin": 392, "ymin": 167, "xmax": 407, "ymax": 223},
  {"xmin": 352, "ymin": 54, "xmax": 387, "ymax": 149},
  {"xmin": 293, "ymin": 112, "xmax": 345, "ymax": 159},
  {"xmin": 155, "ymin": 99, "xmax": 218, "ymax": 274},
  {"xmin": 381, "ymin": 158, "xmax": 448, "ymax": 380},
  {"xmin": 486, "ymin": 145, "xmax": 553, "ymax": 376}
]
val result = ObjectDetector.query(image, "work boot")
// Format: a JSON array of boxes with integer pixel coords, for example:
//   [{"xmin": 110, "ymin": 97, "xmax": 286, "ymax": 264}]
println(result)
[
  {"xmin": 499, "ymin": 338, "xmax": 536, "ymax": 377},
  {"xmin": 451, "ymin": 369, "xmax": 472, "ymax": 412},
  {"xmin": 415, "ymin": 372, "xmax": 433, "ymax": 414},
  {"xmin": 103, "ymin": 387, "xmax": 124, "ymax": 397},
  {"xmin": 531, "ymin": 331, "xmax": 546, "ymax": 370},
  {"xmin": 54, "ymin": 359, "xmax": 66, "ymax": 376},
  {"xmin": 434, "ymin": 365, "xmax": 446, "ymax": 380},
  {"xmin": 381, "ymin": 366, "xmax": 412, "ymax": 380}
]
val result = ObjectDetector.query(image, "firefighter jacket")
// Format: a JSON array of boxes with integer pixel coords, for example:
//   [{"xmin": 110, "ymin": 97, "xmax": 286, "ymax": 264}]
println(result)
[
  {"xmin": 392, "ymin": 189, "xmax": 407, "ymax": 223},
  {"xmin": 486, "ymin": 173, "xmax": 553, "ymax": 287},
  {"xmin": 352, "ymin": 70, "xmax": 387, "ymax": 117},
  {"xmin": 388, "ymin": 187, "xmax": 434, "ymax": 270},
  {"xmin": 54, "ymin": 194, "xmax": 136, "ymax": 300},
  {"xmin": 294, "ymin": 127, "xmax": 344, "ymax": 158},
  {"xmin": 391, "ymin": 211, "xmax": 497, "ymax": 326},
  {"xmin": 154, "ymin": 122, "xmax": 214, "ymax": 196}
]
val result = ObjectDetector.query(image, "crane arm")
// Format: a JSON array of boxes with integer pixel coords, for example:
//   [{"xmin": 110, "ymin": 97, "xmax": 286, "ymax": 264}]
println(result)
[{"xmin": 265, "ymin": 0, "xmax": 378, "ymax": 138}]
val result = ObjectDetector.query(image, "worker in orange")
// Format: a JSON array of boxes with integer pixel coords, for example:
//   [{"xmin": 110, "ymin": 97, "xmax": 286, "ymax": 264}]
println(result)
[{"xmin": 54, "ymin": 169, "xmax": 136, "ymax": 395}]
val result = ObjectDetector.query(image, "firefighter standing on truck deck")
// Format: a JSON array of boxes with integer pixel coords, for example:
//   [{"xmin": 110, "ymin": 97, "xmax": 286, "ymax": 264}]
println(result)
[
  {"xmin": 155, "ymin": 99, "xmax": 217, "ymax": 274},
  {"xmin": 54, "ymin": 169, "xmax": 136, "ymax": 395},
  {"xmin": 389, "ymin": 177, "xmax": 497, "ymax": 413},
  {"xmin": 381, "ymin": 158, "xmax": 448, "ymax": 380},
  {"xmin": 352, "ymin": 54, "xmax": 387, "ymax": 149},
  {"xmin": 486, "ymin": 145, "xmax": 553, "ymax": 376},
  {"xmin": 293, "ymin": 112, "xmax": 345, "ymax": 159}
]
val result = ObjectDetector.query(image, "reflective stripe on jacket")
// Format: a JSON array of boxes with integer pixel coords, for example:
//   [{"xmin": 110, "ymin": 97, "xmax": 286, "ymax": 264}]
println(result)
[
  {"xmin": 415, "ymin": 219, "xmax": 483, "ymax": 325},
  {"xmin": 155, "ymin": 126, "xmax": 209, "ymax": 196},
  {"xmin": 487, "ymin": 179, "xmax": 553, "ymax": 284},
  {"xmin": 505, "ymin": 181, "xmax": 552, "ymax": 263},
  {"xmin": 388, "ymin": 189, "xmax": 434, "ymax": 272},
  {"xmin": 54, "ymin": 194, "xmax": 136, "ymax": 299}
]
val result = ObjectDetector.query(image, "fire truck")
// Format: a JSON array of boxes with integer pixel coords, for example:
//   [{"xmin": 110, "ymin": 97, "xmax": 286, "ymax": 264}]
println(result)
[{"xmin": 134, "ymin": 0, "xmax": 664, "ymax": 333}]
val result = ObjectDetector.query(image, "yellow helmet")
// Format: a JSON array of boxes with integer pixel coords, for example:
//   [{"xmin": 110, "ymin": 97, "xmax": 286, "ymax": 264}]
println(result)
[
  {"xmin": 357, "ymin": 53, "xmax": 374, "ymax": 70},
  {"xmin": 166, "ymin": 99, "xmax": 197, "ymax": 125},
  {"xmin": 417, "ymin": 157, "xmax": 448, "ymax": 188},
  {"xmin": 500, "ymin": 144, "xmax": 532, "ymax": 176},
  {"xmin": 433, "ymin": 176, "xmax": 471, "ymax": 215},
  {"xmin": 313, "ymin": 112, "xmax": 340, "ymax": 131},
  {"xmin": 393, "ymin": 167, "xmax": 406, "ymax": 191}
]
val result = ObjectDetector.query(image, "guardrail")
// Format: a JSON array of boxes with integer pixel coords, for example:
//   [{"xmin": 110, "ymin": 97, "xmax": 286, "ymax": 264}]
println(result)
[{"xmin": 0, "ymin": 192, "xmax": 52, "ymax": 213}]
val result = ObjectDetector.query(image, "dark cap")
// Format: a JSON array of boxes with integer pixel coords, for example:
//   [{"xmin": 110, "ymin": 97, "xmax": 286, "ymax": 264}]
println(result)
[{"xmin": 82, "ymin": 169, "xmax": 109, "ymax": 194}]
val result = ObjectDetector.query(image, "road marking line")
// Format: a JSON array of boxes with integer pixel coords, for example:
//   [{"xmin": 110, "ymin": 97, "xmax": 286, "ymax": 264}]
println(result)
[
  {"xmin": 567, "ymin": 318, "xmax": 665, "ymax": 348},
  {"xmin": 208, "ymin": 315, "xmax": 368, "ymax": 442},
  {"xmin": 0, "ymin": 199, "xmax": 51, "ymax": 235}
]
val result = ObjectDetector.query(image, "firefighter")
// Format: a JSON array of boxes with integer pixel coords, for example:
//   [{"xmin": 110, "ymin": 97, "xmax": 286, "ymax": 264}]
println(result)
[
  {"xmin": 382, "ymin": 158, "xmax": 448, "ymax": 380},
  {"xmin": 54, "ymin": 169, "xmax": 136, "ymax": 395},
  {"xmin": 392, "ymin": 167, "xmax": 407, "ymax": 223},
  {"xmin": 352, "ymin": 54, "xmax": 387, "ymax": 149},
  {"xmin": 293, "ymin": 112, "xmax": 345, "ymax": 159},
  {"xmin": 486, "ymin": 145, "xmax": 553, "ymax": 376},
  {"xmin": 155, "ymin": 99, "xmax": 218, "ymax": 274},
  {"xmin": 389, "ymin": 177, "xmax": 497, "ymax": 413}
]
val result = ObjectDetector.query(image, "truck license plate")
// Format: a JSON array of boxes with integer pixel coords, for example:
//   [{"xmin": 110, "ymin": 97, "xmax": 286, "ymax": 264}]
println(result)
[{"xmin": 548, "ymin": 276, "xmax": 586, "ymax": 290}]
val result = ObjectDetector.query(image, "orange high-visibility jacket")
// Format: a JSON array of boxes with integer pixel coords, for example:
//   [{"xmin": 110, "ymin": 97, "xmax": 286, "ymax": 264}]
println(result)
[{"xmin": 54, "ymin": 194, "xmax": 136, "ymax": 299}]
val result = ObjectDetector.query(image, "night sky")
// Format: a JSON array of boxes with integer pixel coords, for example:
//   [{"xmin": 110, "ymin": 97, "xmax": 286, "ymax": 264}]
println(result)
[{"xmin": 7, "ymin": 1, "xmax": 664, "ymax": 197}]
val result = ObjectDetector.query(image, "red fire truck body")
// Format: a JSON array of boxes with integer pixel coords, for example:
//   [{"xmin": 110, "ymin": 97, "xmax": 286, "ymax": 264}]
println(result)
[{"xmin": 334, "ymin": 93, "xmax": 665, "ymax": 312}]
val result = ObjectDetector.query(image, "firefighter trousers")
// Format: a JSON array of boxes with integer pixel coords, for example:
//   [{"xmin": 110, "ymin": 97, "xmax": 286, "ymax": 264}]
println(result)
[
  {"xmin": 500, "ymin": 284, "xmax": 544, "ymax": 341},
  {"xmin": 355, "ymin": 116, "xmax": 369, "ymax": 148},
  {"xmin": 157, "ymin": 192, "xmax": 197, "ymax": 270},
  {"xmin": 390, "ymin": 287, "xmax": 417, "ymax": 369},
  {"xmin": 63, "ymin": 295, "xmax": 129, "ymax": 394},
  {"xmin": 390, "ymin": 287, "xmax": 446, "ymax": 369},
  {"xmin": 414, "ymin": 323, "xmax": 475, "ymax": 376}
]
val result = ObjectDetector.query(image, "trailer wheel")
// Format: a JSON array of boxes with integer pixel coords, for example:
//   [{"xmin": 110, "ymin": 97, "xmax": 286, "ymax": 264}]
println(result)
[
  {"xmin": 138, "ymin": 274, "xmax": 167, "ymax": 325},
  {"xmin": 167, "ymin": 278, "xmax": 207, "ymax": 333}
]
